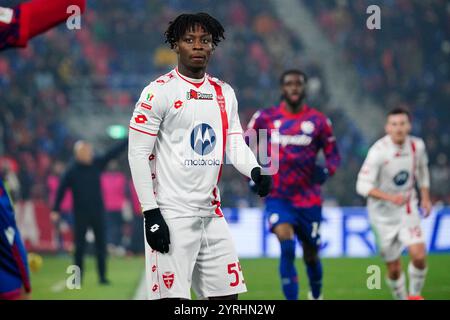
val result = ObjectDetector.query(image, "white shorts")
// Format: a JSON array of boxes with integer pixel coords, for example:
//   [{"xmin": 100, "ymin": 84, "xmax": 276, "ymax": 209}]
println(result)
[
  {"xmin": 370, "ymin": 209, "xmax": 425, "ymax": 262},
  {"xmin": 145, "ymin": 215, "xmax": 247, "ymax": 300}
]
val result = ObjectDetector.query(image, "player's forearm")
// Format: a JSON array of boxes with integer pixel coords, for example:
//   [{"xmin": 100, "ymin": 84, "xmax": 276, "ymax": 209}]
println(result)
[
  {"xmin": 227, "ymin": 133, "xmax": 260, "ymax": 178},
  {"xmin": 420, "ymin": 187, "xmax": 431, "ymax": 202},
  {"xmin": 25, "ymin": 0, "xmax": 86, "ymax": 39},
  {"xmin": 128, "ymin": 130, "xmax": 158, "ymax": 212},
  {"xmin": 1, "ymin": 0, "xmax": 87, "ymax": 51},
  {"xmin": 417, "ymin": 165, "xmax": 431, "ymax": 190},
  {"xmin": 367, "ymin": 188, "xmax": 395, "ymax": 202},
  {"xmin": 52, "ymin": 175, "xmax": 69, "ymax": 212},
  {"xmin": 324, "ymin": 143, "xmax": 341, "ymax": 176}
]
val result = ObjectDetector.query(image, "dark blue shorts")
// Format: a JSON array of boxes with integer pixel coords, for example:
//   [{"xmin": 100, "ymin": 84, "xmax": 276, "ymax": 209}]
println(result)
[{"xmin": 265, "ymin": 198, "xmax": 322, "ymax": 248}]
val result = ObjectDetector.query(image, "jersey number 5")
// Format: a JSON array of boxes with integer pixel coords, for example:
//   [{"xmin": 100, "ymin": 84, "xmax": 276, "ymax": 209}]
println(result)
[{"xmin": 227, "ymin": 262, "xmax": 242, "ymax": 287}]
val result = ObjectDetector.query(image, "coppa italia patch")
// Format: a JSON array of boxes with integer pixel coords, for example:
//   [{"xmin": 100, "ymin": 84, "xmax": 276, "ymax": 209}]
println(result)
[
  {"xmin": 146, "ymin": 92, "xmax": 154, "ymax": 102},
  {"xmin": 186, "ymin": 89, "xmax": 213, "ymax": 100}
]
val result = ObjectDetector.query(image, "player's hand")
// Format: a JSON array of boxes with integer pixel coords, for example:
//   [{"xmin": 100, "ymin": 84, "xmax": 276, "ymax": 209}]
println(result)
[
  {"xmin": 250, "ymin": 167, "xmax": 272, "ymax": 197},
  {"xmin": 143, "ymin": 208, "xmax": 170, "ymax": 254},
  {"xmin": 421, "ymin": 198, "xmax": 432, "ymax": 218},
  {"xmin": 50, "ymin": 211, "xmax": 60, "ymax": 223},
  {"xmin": 248, "ymin": 179, "xmax": 258, "ymax": 194},
  {"xmin": 389, "ymin": 194, "xmax": 407, "ymax": 206},
  {"xmin": 312, "ymin": 165, "xmax": 329, "ymax": 185}
]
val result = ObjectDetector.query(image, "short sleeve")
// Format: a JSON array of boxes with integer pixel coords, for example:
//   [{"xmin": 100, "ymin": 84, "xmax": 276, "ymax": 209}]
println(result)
[{"xmin": 356, "ymin": 145, "xmax": 383, "ymax": 197}]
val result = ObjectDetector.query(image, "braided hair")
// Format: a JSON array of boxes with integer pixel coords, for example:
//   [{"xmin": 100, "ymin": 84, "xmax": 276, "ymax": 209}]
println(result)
[{"xmin": 165, "ymin": 12, "xmax": 225, "ymax": 49}]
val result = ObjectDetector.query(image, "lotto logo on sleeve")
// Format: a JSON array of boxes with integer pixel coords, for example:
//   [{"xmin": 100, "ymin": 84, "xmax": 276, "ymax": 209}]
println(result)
[
  {"xmin": 174, "ymin": 100, "xmax": 183, "ymax": 109},
  {"xmin": 134, "ymin": 114, "xmax": 148, "ymax": 124}
]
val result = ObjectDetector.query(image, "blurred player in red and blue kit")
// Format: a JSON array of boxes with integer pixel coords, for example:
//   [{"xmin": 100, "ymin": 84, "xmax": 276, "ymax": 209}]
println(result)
[
  {"xmin": 1, "ymin": 0, "xmax": 86, "ymax": 299},
  {"xmin": 0, "ymin": 180, "xmax": 31, "ymax": 299},
  {"xmin": 247, "ymin": 70, "xmax": 341, "ymax": 300}
]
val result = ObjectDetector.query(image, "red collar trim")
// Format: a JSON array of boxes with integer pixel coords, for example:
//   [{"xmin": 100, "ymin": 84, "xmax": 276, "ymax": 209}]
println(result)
[
  {"xmin": 175, "ymin": 68, "xmax": 205, "ymax": 88},
  {"xmin": 279, "ymin": 102, "xmax": 309, "ymax": 119}
]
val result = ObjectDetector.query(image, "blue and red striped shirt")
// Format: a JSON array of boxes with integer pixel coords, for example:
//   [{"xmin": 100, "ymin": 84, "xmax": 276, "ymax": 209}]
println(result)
[
  {"xmin": 0, "ymin": 5, "xmax": 29, "ymax": 51},
  {"xmin": 0, "ymin": 179, "xmax": 31, "ymax": 299},
  {"xmin": 247, "ymin": 102, "xmax": 341, "ymax": 208}
]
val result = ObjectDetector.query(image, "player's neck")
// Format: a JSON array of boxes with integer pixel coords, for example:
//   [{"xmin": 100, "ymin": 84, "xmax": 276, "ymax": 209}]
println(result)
[
  {"xmin": 284, "ymin": 101, "xmax": 304, "ymax": 114},
  {"xmin": 177, "ymin": 64, "xmax": 206, "ymax": 80},
  {"xmin": 389, "ymin": 135, "xmax": 408, "ymax": 147}
]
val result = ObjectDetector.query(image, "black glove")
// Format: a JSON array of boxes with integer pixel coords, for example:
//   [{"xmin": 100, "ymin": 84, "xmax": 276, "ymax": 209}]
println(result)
[
  {"xmin": 250, "ymin": 167, "xmax": 272, "ymax": 197},
  {"xmin": 312, "ymin": 165, "xmax": 329, "ymax": 185},
  {"xmin": 143, "ymin": 208, "xmax": 170, "ymax": 253}
]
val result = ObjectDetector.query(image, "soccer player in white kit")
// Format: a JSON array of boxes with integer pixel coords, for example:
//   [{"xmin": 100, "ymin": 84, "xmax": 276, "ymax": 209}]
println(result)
[
  {"xmin": 128, "ymin": 13, "xmax": 272, "ymax": 300},
  {"xmin": 356, "ymin": 108, "xmax": 432, "ymax": 300}
]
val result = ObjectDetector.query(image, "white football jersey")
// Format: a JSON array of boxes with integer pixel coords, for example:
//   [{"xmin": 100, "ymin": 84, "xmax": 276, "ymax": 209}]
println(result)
[
  {"xmin": 128, "ymin": 68, "xmax": 258, "ymax": 218},
  {"xmin": 356, "ymin": 135, "xmax": 430, "ymax": 223}
]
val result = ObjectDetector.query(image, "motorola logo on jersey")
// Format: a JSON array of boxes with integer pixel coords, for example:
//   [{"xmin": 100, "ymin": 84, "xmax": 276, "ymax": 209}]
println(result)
[
  {"xmin": 190, "ymin": 123, "xmax": 216, "ymax": 156},
  {"xmin": 393, "ymin": 170, "xmax": 409, "ymax": 186}
]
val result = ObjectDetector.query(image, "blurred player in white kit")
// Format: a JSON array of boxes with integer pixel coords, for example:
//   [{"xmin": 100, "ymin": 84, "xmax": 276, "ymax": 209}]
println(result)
[{"xmin": 356, "ymin": 108, "xmax": 432, "ymax": 300}]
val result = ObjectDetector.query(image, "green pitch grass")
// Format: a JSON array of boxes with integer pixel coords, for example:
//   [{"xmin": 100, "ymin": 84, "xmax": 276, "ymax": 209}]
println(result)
[
  {"xmin": 241, "ymin": 255, "xmax": 450, "ymax": 300},
  {"xmin": 29, "ymin": 254, "xmax": 145, "ymax": 300},
  {"xmin": 30, "ymin": 254, "xmax": 450, "ymax": 300}
]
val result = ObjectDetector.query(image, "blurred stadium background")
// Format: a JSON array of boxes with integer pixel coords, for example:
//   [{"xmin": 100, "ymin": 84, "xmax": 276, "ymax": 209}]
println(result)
[{"xmin": 1, "ymin": 0, "xmax": 449, "ymax": 299}]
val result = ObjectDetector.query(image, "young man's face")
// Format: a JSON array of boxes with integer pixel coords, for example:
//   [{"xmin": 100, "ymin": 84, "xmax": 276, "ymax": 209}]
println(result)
[
  {"xmin": 174, "ymin": 24, "xmax": 214, "ymax": 71},
  {"xmin": 281, "ymin": 73, "xmax": 306, "ymax": 107},
  {"xmin": 385, "ymin": 113, "xmax": 411, "ymax": 144}
]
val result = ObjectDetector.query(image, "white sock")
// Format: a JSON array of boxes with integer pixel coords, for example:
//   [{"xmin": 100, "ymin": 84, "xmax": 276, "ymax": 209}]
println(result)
[
  {"xmin": 385, "ymin": 272, "xmax": 407, "ymax": 300},
  {"xmin": 408, "ymin": 262, "xmax": 427, "ymax": 296}
]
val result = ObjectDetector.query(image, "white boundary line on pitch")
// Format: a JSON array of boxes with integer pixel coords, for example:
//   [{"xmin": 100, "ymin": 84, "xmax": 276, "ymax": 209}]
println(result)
[
  {"xmin": 50, "ymin": 280, "xmax": 67, "ymax": 293},
  {"xmin": 133, "ymin": 271, "xmax": 147, "ymax": 300}
]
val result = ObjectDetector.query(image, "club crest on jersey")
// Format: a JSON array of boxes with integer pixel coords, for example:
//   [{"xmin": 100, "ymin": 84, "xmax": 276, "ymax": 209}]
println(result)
[
  {"xmin": 0, "ymin": 7, "xmax": 13, "ymax": 24},
  {"xmin": 190, "ymin": 123, "xmax": 216, "ymax": 156},
  {"xmin": 301, "ymin": 121, "xmax": 315, "ymax": 134},
  {"xmin": 186, "ymin": 89, "xmax": 213, "ymax": 100},
  {"xmin": 393, "ymin": 170, "xmax": 409, "ymax": 186},
  {"xmin": 273, "ymin": 120, "xmax": 282, "ymax": 129},
  {"xmin": 162, "ymin": 272, "xmax": 175, "ymax": 289},
  {"xmin": 5, "ymin": 227, "xmax": 15, "ymax": 246}
]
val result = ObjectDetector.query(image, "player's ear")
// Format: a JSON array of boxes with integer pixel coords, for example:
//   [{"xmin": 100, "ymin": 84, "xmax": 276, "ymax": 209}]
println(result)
[
  {"xmin": 406, "ymin": 120, "xmax": 412, "ymax": 133},
  {"xmin": 173, "ymin": 43, "xmax": 179, "ymax": 54}
]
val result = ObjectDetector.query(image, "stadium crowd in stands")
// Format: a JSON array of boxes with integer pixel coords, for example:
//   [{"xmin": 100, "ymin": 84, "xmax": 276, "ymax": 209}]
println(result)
[
  {"xmin": 305, "ymin": 0, "xmax": 450, "ymax": 204},
  {"xmin": 1, "ymin": 0, "xmax": 448, "ymax": 241}
]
